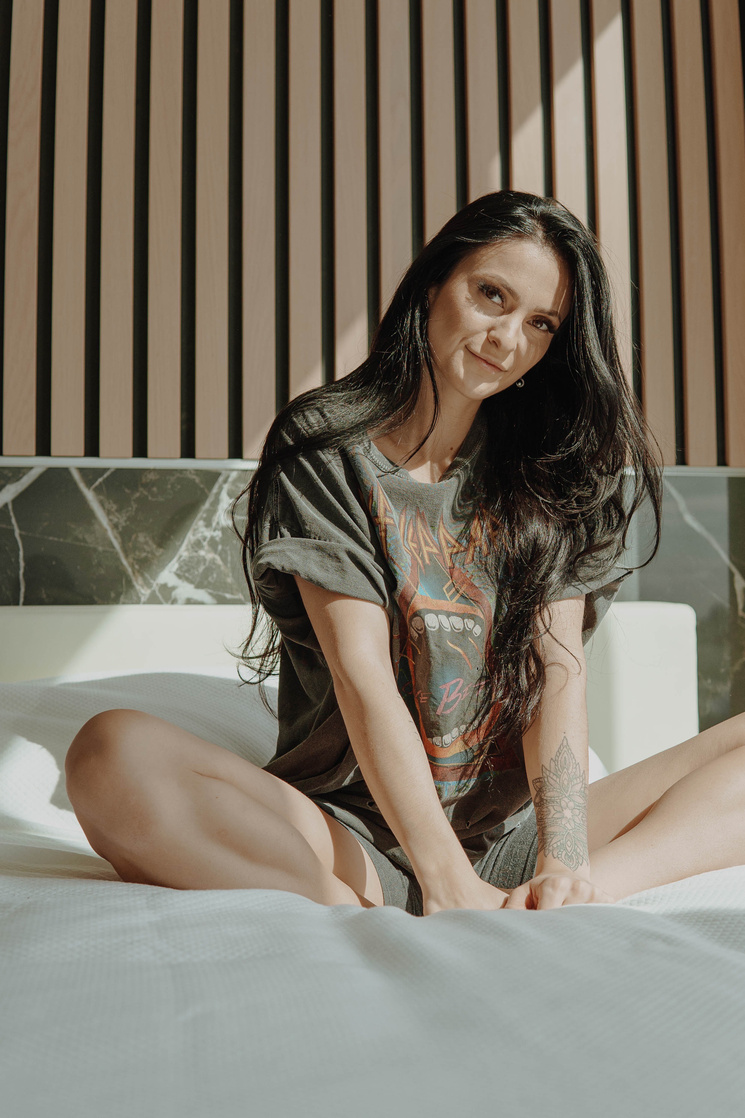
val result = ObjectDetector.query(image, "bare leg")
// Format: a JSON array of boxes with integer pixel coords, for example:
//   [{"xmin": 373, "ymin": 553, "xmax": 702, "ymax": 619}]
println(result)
[
  {"xmin": 66, "ymin": 708, "xmax": 385, "ymax": 908},
  {"xmin": 587, "ymin": 731, "xmax": 745, "ymax": 900}
]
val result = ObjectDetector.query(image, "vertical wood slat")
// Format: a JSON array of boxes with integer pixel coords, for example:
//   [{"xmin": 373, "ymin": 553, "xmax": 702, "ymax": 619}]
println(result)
[
  {"xmin": 550, "ymin": 0, "xmax": 588, "ymax": 226},
  {"xmin": 464, "ymin": 0, "xmax": 500, "ymax": 201},
  {"xmin": 709, "ymin": 0, "xmax": 745, "ymax": 467},
  {"xmin": 670, "ymin": 0, "xmax": 717, "ymax": 466},
  {"xmin": 195, "ymin": 0, "xmax": 230, "ymax": 458},
  {"xmin": 334, "ymin": 0, "xmax": 368, "ymax": 380},
  {"xmin": 99, "ymin": 0, "xmax": 137, "ymax": 458},
  {"xmin": 590, "ymin": 0, "xmax": 632, "ymax": 385},
  {"xmin": 421, "ymin": 0, "xmax": 457, "ymax": 243},
  {"xmin": 242, "ymin": 0, "xmax": 276, "ymax": 459},
  {"xmin": 630, "ymin": 0, "xmax": 677, "ymax": 465},
  {"xmin": 288, "ymin": 0, "xmax": 322, "ymax": 400},
  {"xmin": 148, "ymin": 0, "xmax": 184, "ymax": 457},
  {"xmin": 508, "ymin": 0, "xmax": 544, "ymax": 195},
  {"xmin": 377, "ymin": 0, "xmax": 412, "ymax": 312},
  {"xmin": 50, "ymin": 0, "xmax": 90, "ymax": 455},
  {"xmin": 2, "ymin": 0, "xmax": 44, "ymax": 455}
]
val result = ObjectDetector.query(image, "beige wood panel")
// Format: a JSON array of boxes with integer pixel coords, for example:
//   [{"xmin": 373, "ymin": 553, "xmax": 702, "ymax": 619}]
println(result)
[
  {"xmin": 334, "ymin": 0, "xmax": 368, "ymax": 379},
  {"xmin": 288, "ymin": 0, "xmax": 322, "ymax": 399},
  {"xmin": 148, "ymin": 0, "xmax": 183, "ymax": 458},
  {"xmin": 421, "ymin": 0, "xmax": 457, "ymax": 242},
  {"xmin": 99, "ymin": 0, "xmax": 137, "ymax": 458},
  {"xmin": 591, "ymin": 0, "xmax": 632, "ymax": 389},
  {"xmin": 709, "ymin": 0, "xmax": 745, "ymax": 467},
  {"xmin": 2, "ymin": 0, "xmax": 44, "ymax": 455},
  {"xmin": 195, "ymin": 0, "xmax": 230, "ymax": 458},
  {"xmin": 464, "ymin": 0, "xmax": 500, "ymax": 200},
  {"xmin": 378, "ymin": 0, "xmax": 412, "ymax": 312},
  {"xmin": 508, "ymin": 0, "xmax": 543, "ymax": 195},
  {"xmin": 550, "ymin": 0, "xmax": 587, "ymax": 225},
  {"xmin": 670, "ymin": 0, "xmax": 717, "ymax": 466},
  {"xmin": 50, "ymin": 0, "xmax": 90, "ymax": 456},
  {"xmin": 630, "ymin": 0, "xmax": 676, "ymax": 465},
  {"xmin": 242, "ymin": 0, "xmax": 276, "ymax": 458}
]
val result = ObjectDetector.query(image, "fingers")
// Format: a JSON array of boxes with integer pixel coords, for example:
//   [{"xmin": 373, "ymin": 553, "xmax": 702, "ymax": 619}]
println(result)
[{"xmin": 502, "ymin": 883, "xmax": 531, "ymax": 909}]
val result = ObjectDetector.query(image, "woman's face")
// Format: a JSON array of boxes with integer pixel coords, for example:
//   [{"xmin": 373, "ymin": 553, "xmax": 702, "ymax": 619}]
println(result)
[{"xmin": 426, "ymin": 237, "xmax": 573, "ymax": 409}]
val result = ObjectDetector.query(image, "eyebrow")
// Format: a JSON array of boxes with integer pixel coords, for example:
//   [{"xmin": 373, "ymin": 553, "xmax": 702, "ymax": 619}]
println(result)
[{"xmin": 478, "ymin": 274, "xmax": 563, "ymax": 322}]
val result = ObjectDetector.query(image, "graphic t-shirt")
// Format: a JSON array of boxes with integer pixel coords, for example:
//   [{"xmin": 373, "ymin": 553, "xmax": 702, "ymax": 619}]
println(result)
[{"xmin": 251, "ymin": 405, "xmax": 630, "ymax": 870}]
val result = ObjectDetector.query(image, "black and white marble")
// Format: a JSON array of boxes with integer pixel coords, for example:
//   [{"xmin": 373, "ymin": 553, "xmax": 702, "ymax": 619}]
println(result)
[
  {"xmin": 0, "ymin": 464, "xmax": 252, "ymax": 607},
  {"xmin": 1, "ymin": 461, "xmax": 744, "ymax": 731}
]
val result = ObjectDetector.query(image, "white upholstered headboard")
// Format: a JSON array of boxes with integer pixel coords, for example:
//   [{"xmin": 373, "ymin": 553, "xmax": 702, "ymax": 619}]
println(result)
[
  {"xmin": 0, "ymin": 601, "xmax": 699, "ymax": 774},
  {"xmin": 0, "ymin": 605, "xmax": 252, "ymax": 682}
]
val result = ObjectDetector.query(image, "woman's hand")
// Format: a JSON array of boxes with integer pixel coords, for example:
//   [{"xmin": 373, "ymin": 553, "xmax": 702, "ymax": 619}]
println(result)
[
  {"xmin": 502, "ymin": 872, "xmax": 615, "ymax": 910},
  {"xmin": 421, "ymin": 873, "xmax": 510, "ymax": 915}
]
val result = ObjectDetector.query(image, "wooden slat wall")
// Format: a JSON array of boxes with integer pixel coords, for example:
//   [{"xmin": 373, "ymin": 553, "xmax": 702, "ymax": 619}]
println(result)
[{"xmin": 1, "ymin": 0, "xmax": 744, "ymax": 465}]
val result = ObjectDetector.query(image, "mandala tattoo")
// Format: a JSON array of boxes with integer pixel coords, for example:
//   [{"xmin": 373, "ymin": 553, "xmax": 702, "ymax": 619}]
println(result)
[{"xmin": 531, "ymin": 736, "xmax": 589, "ymax": 871}]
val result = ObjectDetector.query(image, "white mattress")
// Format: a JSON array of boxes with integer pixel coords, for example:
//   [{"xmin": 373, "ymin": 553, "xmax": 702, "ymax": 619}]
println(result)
[{"xmin": 1, "ymin": 668, "xmax": 744, "ymax": 1118}]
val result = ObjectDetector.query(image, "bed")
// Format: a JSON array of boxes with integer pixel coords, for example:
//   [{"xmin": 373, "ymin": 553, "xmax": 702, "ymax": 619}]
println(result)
[{"xmin": 1, "ymin": 603, "xmax": 743, "ymax": 1117}]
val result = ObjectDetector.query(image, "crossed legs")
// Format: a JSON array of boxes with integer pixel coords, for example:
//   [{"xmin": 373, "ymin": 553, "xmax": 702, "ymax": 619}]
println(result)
[{"xmin": 66, "ymin": 707, "xmax": 745, "ymax": 911}]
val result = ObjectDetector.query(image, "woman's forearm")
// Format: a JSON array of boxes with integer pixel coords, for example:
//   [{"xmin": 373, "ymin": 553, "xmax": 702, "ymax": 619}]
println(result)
[
  {"xmin": 521, "ymin": 662, "xmax": 591, "ymax": 878},
  {"xmin": 332, "ymin": 671, "xmax": 475, "ymax": 889}
]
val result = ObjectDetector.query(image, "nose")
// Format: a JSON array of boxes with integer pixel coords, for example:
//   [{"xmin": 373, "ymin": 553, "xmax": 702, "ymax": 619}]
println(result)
[{"xmin": 487, "ymin": 312, "xmax": 520, "ymax": 355}]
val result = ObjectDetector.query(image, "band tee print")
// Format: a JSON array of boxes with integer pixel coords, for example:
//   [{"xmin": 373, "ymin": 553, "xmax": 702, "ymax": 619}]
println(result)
[{"xmin": 348, "ymin": 445, "xmax": 523, "ymax": 807}]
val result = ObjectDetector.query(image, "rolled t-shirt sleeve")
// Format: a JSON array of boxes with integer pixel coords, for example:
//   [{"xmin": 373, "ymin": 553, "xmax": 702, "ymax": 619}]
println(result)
[
  {"xmin": 550, "ymin": 559, "xmax": 633, "ymax": 645},
  {"xmin": 251, "ymin": 438, "xmax": 392, "ymax": 624}
]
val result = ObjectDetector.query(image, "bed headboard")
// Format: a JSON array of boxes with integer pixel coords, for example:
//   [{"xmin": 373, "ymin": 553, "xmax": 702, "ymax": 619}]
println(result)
[{"xmin": 0, "ymin": 604, "xmax": 252, "ymax": 681}]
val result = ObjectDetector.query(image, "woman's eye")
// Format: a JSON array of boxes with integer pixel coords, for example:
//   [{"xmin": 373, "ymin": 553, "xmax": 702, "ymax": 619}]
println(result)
[
  {"xmin": 478, "ymin": 282, "xmax": 503, "ymax": 305},
  {"xmin": 534, "ymin": 319, "xmax": 557, "ymax": 335}
]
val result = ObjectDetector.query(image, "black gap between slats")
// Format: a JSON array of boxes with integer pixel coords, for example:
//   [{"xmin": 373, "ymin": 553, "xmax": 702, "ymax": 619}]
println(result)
[
  {"xmin": 620, "ymin": 0, "xmax": 642, "ymax": 405},
  {"xmin": 274, "ymin": 0, "xmax": 289, "ymax": 412},
  {"xmin": 538, "ymin": 0, "xmax": 553, "ymax": 198},
  {"xmin": 228, "ymin": 0, "xmax": 243, "ymax": 458},
  {"xmin": 132, "ymin": 0, "xmax": 151, "ymax": 458},
  {"xmin": 409, "ymin": 0, "xmax": 423, "ymax": 255},
  {"xmin": 495, "ymin": 0, "xmax": 510, "ymax": 191},
  {"xmin": 660, "ymin": 0, "xmax": 685, "ymax": 464},
  {"xmin": 321, "ymin": 0, "xmax": 334, "ymax": 385},
  {"xmin": 365, "ymin": 0, "xmax": 381, "ymax": 336},
  {"xmin": 0, "ymin": 0, "xmax": 13, "ymax": 446},
  {"xmin": 181, "ymin": 0, "xmax": 197, "ymax": 457},
  {"xmin": 700, "ymin": 0, "xmax": 726, "ymax": 466},
  {"xmin": 85, "ymin": 0, "xmax": 105, "ymax": 457},
  {"xmin": 453, "ymin": 0, "xmax": 467, "ymax": 211},
  {"xmin": 579, "ymin": 0, "xmax": 596, "ymax": 236}
]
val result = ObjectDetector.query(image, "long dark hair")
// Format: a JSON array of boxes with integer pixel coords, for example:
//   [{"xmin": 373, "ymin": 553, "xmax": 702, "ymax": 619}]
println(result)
[{"xmin": 230, "ymin": 190, "xmax": 662, "ymax": 775}]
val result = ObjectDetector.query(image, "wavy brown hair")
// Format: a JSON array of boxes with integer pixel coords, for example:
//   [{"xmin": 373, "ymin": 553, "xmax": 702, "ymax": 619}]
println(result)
[{"xmin": 229, "ymin": 190, "xmax": 663, "ymax": 785}]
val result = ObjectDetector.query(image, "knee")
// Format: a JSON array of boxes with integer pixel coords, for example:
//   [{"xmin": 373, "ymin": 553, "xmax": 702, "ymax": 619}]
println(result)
[{"xmin": 65, "ymin": 708, "xmax": 152, "ymax": 810}]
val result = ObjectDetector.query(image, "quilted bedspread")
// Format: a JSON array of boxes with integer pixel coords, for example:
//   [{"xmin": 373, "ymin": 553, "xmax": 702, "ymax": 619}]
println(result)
[{"xmin": 1, "ymin": 671, "xmax": 744, "ymax": 1118}]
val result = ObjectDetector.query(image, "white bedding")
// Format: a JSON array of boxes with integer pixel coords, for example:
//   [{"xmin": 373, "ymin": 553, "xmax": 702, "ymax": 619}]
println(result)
[{"xmin": 1, "ymin": 669, "xmax": 744, "ymax": 1118}]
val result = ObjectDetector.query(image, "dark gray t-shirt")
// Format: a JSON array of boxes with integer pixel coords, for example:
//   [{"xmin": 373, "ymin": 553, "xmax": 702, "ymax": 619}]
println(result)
[{"xmin": 252, "ymin": 406, "xmax": 630, "ymax": 868}]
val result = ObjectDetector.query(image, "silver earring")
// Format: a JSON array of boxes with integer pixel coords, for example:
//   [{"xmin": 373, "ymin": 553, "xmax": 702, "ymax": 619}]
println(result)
[{"xmin": 515, "ymin": 378, "xmax": 525, "ymax": 388}]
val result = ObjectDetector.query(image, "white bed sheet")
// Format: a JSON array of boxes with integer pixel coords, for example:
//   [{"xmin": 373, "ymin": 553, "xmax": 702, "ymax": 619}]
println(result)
[{"xmin": 1, "ymin": 669, "xmax": 744, "ymax": 1118}]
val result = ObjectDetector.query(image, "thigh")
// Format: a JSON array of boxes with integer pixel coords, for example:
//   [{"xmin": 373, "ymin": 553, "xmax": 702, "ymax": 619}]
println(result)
[
  {"xmin": 587, "ymin": 710, "xmax": 745, "ymax": 851},
  {"xmin": 70, "ymin": 708, "xmax": 386, "ymax": 907}
]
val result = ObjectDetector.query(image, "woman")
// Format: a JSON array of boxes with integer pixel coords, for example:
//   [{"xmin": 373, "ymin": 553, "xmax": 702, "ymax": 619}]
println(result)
[{"xmin": 66, "ymin": 191, "xmax": 745, "ymax": 916}]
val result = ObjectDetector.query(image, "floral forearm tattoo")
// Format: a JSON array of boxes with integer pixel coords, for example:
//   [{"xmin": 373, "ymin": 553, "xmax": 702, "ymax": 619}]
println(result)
[{"xmin": 531, "ymin": 735, "xmax": 589, "ymax": 871}]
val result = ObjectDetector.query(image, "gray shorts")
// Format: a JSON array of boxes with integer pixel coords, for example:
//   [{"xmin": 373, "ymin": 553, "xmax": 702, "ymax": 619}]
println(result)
[{"xmin": 312, "ymin": 798, "xmax": 538, "ymax": 915}]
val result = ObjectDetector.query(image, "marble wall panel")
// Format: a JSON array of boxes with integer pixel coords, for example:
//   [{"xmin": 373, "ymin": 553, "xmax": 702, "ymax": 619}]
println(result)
[{"xmin": 0, "ymin": 466, "xmax": 252, "ymax": 606}]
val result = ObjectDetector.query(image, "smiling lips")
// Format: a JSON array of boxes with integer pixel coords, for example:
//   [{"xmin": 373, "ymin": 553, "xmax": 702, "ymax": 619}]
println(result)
[{"xmin": 467, "ymin": 348, "xmax": 506, "ymax": 373}]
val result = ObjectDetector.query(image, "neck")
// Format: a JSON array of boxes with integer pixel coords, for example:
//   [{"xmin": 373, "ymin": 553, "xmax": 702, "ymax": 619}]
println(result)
[{"xmin": 373, "ymin": 380, "xmax": 481, "ymax": 483}]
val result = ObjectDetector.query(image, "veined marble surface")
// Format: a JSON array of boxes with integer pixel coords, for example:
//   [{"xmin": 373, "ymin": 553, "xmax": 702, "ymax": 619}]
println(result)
[
  {"xmin": 0, "ymin": 465, "xmax": 251, "ymax": 607},
  {"xmin": 1, "ymin": 464, "xmax": 743, "ymax": 730}
]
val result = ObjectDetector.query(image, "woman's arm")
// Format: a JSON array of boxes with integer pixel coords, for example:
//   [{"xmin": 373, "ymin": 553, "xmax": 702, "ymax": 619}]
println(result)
[
  {"xmin": 505, "ymin": 595, "xmax": 613, "ymax": 909},
  {"xmin": 295, "ymin": 576, "xmax": 510, "ymax": 912}
]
